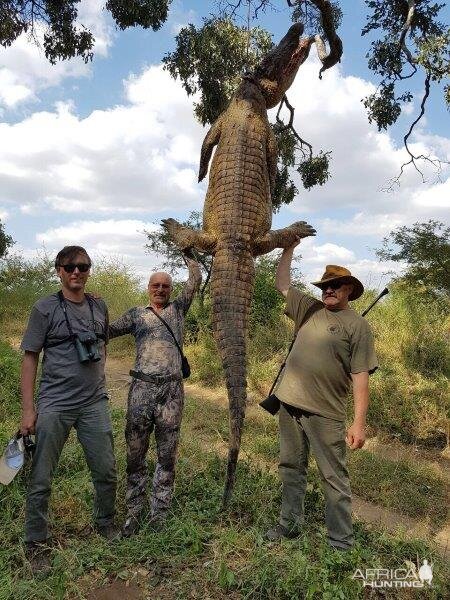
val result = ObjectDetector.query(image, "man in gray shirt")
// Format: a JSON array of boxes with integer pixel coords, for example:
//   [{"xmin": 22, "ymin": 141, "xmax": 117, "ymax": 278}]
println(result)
[
  {"xmin": 20, "ymin": 246, "xmax": 117, "ymax": 573},
  {"xmin": 109, "ymin": 252, "xmax": 201, "ymax": 537}
]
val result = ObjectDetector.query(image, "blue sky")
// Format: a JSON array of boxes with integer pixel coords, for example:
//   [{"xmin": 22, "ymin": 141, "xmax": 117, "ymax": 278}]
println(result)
[{"xmin": 0, "ymin": 0, "xmax": 449, "ymax": 289}]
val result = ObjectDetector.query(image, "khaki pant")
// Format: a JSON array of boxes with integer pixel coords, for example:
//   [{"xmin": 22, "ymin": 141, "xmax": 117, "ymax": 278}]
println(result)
[
  {"xmin": 278, "ymin": 404, "xmax": 353, "ymax": 549},
  {"xmin": 25, "ymin": 399, "xmax": 117, "ymax": 542}
]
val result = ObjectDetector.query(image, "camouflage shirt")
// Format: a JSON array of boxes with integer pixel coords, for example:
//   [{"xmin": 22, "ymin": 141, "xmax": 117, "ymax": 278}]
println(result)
[{"xmin": 109, "ymin": 266, "xmax": 201, "ymax": 377}]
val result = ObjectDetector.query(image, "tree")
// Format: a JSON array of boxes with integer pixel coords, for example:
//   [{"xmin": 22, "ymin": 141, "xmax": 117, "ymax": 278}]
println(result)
[
  {"xmin": 362, "ymin": 0, "xmax": 450, "ymax": 185},
  {"xmin": 0, "ymin": 220, "xmax": 13, "ymax": 259},
  {"xmin": 376, "ymin": 220, "xmax": 450, "ymax": 295},
  {"xmin": 2, "ymin": 0, "xmax": 448, "ymax": 189},
  {"xmin": 0, "ymin": 1, "xmax": 170, "ymax": 64}
]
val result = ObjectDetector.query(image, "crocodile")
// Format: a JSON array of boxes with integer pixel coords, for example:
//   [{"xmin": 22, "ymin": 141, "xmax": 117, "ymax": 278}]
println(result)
[{"xmin": 163, "ymin": 15, "xmax": 342, "ymax": 505}]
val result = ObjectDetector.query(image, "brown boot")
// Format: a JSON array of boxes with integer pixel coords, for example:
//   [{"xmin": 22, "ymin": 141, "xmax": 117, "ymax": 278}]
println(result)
[{"xmin": 25, "ymin": 541, "xmax": 52, "ymax": 576}]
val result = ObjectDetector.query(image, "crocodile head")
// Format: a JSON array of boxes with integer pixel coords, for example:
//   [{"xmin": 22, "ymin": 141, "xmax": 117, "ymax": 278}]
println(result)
[{"xmin": 251, "ymin": 23, "xmax": 308, "ymax": 109}]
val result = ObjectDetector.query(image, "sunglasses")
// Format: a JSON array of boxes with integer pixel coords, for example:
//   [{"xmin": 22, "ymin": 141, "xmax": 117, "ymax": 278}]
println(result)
[
  {"xmin": 150, "ymin": 283, "xmax": 171, "ymax": 290},
  {"xmin": 319, "ymin": 281, "xmax": 345, "ymax": 291},
  {"xmin": 58, "ymin": 263, "xmax": 91, "ymax": 273}
]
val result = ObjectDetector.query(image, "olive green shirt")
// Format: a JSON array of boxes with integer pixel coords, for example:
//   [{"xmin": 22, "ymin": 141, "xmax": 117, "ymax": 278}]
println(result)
[{"xmin": 275, "ymin": 287, "xmax": 378, "ymax": 421}]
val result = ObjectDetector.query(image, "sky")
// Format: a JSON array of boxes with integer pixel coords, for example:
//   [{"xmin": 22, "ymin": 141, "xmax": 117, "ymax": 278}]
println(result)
[{"xmin": 0, "ymin": 0, "xmax": 449, "ymax": 292}]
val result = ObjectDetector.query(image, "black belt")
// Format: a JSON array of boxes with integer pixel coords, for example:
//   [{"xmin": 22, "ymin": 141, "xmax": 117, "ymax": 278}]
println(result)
[{"xmin": 129, "ymin": 370, "xmax": 182, "ymax": 384}]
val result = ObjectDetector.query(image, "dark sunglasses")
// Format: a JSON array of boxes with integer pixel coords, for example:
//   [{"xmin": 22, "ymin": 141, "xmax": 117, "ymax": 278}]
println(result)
[
  {"xmin": 319, "ymin": 281, "xmax": 345, "ymax": 291},
  {"xmin": 58, "ymin": 263, "xmax": 91, "ymax": 273}
]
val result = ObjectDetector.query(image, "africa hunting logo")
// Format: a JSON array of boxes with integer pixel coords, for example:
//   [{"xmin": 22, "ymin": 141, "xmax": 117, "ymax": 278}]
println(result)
[{"xmin": 352, "ymin": 559, "xmax": 433, "ymax": 589}]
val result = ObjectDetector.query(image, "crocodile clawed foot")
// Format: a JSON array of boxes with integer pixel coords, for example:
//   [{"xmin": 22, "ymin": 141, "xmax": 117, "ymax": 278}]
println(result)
[
  {"xmin": 290, "ymin": 221, "xmax": 316, "ymax": 239},
  {"xmin": 161, "ymin": 218, "xmax": 191, "ymax": 250}
]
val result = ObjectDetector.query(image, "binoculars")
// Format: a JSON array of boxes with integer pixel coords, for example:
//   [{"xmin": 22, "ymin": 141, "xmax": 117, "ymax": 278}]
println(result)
[{"xmin": 74, "ymin": 331, "xmax": 101, "ymax": 363}]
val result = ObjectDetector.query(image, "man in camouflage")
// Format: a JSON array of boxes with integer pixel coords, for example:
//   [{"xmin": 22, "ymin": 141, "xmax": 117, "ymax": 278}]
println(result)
[{"xmin": 109, "ymin": 252, "xmax": 201, "ymax": 536}]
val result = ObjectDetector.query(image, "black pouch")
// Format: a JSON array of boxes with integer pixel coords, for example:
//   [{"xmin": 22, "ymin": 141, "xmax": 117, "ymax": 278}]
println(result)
[
  {"xmin": 181, "ymin": 355, "xmax": 191, "ymax": 379},
  {"xmin": 259, "ymin": 394, "xmax": 281, "ymax": 415}
]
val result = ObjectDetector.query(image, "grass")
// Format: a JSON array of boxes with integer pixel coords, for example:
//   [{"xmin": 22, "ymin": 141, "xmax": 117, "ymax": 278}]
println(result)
[
  {"xmin": 0, "ymin": 355, "xmax": 449, "ymax": 599},
  {"xmin": 1, "ymin": 260, "xmax": 449, "ymax": 598}
]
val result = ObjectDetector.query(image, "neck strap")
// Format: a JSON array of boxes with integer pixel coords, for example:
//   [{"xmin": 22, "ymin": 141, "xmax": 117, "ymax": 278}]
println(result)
[
  {"xmin": 58, "ymin": 290, "xmax": 96, "ymax": 338},
  {"xmin": 149, "ymin": 307, "xmax": 183, "ymax": 358}
]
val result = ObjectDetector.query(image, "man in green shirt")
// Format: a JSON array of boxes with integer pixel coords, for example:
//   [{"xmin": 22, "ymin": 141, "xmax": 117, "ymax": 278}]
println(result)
[{"xmin": 265, "ymin": 240, "xmax": 378, "ymax": 550}]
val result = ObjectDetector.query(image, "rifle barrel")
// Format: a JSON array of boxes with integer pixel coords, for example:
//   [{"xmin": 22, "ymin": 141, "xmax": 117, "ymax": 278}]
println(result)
[{"xmin": 362, "ymin": 287, "xmax": 389, "ymax": 317}]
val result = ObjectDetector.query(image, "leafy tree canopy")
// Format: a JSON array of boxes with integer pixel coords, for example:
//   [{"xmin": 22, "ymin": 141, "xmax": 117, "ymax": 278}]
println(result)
[
  {"xmin": 0, "ymin": 220, "xmax": 13, "ymax": 259},
  {"xmin": 376, "ymin": 220, "xmax": 450, "ymax": 295}
]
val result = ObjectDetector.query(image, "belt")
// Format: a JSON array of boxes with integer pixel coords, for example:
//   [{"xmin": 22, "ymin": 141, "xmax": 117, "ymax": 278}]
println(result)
[{"xmin": 129, "ymin": 370, "xmax": 182, "ymax": 384}]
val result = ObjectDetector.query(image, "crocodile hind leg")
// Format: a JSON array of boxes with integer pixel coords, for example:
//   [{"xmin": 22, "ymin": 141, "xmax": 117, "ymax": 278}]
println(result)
[
  {"xmin": 161, "ymin": 218, "xmax": 217, "ymax": 254},
  {"xmin": 252, "ymin": 221, "xmax": 316, "ymax": 256}
]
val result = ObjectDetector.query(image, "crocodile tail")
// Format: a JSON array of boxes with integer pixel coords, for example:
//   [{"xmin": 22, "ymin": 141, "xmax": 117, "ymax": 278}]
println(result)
[{"xmin": 211, "ymin": 240, "xmax": 254, "ymax": 507}]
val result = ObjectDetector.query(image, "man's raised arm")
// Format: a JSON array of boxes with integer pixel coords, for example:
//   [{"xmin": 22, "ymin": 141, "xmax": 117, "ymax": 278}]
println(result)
[
  {"xmin": 276, "ymin": 240, "xmax": 301, "ymax": 298},
  {"xmin": 177, "ymin": 251, "xmax": 202, "ymax": 314}
]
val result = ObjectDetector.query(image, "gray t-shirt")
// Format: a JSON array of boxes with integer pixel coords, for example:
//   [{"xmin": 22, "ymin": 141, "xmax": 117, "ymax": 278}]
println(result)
[{"xmin": 21, "ymin": 293, "xmax": 109, "ymax": 413}]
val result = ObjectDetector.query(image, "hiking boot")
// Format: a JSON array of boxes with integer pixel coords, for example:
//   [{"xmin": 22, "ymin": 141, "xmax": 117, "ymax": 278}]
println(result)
[
  {"xmin": 25, "ymin": 541, "xmax": 52, "ymax": 576},
  {"xmin": 264, "ymin": 523, "xmax": 300, "ymax": 542},
  {"xmin": 121, "ymin": 515, "xmax": 142, "ymax": 539},
  {"xmin": 95, "ymin": 523, "xmax": 121, "ymax": 542}
]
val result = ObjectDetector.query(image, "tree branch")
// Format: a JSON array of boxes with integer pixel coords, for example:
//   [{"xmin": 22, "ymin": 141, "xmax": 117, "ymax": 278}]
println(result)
[
  {"xmin": 275, "ymin": 95, "xmax": 313, "ymax": 159},
  {"xmin": 398, "ymin": 0, "xmax": 418, "ymax": 66},
  {"xmin": 386, "ymin": 74, "xmax": 449, "ymax": 190}
]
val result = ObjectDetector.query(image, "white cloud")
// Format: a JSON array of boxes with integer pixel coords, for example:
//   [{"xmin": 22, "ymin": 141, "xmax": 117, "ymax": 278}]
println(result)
[
  {"xmin": 412, "ymin": 178, "xmax": 450, "ymax": 209},
  {"xmin": 0, "ymin": 209, "xmax": 8, "ymax": 221},
  {"xmin": 319, "ymin": 212, "xmax": 407, "ymax": 237},
  {"xmin": 0, "ymin": 66, "xmax": 205, "ymax": 215},
  {"xmin": 0, "ymin": 0, "xmax": 113, "ymax": 110}
]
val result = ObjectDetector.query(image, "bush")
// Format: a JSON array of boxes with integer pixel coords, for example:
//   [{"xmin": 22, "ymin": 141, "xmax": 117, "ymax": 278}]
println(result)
[{"xmin": 0, "ymin": 341, "xmax": 21, "ymax": 420}]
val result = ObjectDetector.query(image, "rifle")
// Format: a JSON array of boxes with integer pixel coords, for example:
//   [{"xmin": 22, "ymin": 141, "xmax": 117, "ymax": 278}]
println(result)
[{"xmin": 259, "ymin": 287, "xmax": 389, "ymax": 415}]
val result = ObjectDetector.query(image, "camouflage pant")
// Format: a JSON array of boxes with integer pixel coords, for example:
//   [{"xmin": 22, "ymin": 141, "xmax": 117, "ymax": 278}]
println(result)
[{"xmin": 125, "ymin": 377, "xmax": 184, "ymax": 519}]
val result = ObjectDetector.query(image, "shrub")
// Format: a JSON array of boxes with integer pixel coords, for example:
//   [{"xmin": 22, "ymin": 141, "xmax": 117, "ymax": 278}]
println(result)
[{"xmin": 0, "ymin": 341, "xmax": 21, "ymax": 420}]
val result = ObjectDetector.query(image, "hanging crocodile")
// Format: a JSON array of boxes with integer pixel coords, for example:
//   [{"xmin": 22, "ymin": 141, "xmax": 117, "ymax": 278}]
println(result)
[{"xmin": 163, "ymin": 14, "xmax": 342, "ymax": 506}]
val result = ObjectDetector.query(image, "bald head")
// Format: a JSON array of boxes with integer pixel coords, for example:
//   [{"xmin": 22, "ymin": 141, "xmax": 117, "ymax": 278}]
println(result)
[{"xmin": 148, "ymin": 271, "xmax": 172, "ymax": 309}]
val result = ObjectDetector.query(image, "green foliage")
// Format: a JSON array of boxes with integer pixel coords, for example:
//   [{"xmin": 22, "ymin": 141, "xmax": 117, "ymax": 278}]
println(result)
[
  {"xmin": 0, "ymin": 220, "xmax": 13, "ymax": 259},
  {"xmin": 163, "ymin": 17, "xmax": 272, "ymax": 125},
  {"xmin": 376, "ymin": 220, "xmax": 450, "ymax": 295},
  {"xmin": 105, "ymin": 0, "xmax": 170, "ymax": 30},
  {"xmin": 0, "ymin": 341, "xmax": 21, "ymax": 420},
  {"xmin": 87, "ymin": 259, "xmax": 146, "ymax": 320},
  {"xmin": 292, "ymin": 0, "xmax": 343, "ymax": 34},
  {"xmin": 361, "ymin": 284, "xmax": 449, "ymax": 446},
  {"xmin": 0, "ymin": 0, "xmax": 171, "ymax": 64},
  {"xmin": 297, "ymin": 151, "xmax": 331, "ymax": 189},
  {"xmin": 0, "ymin": 253, "xmax": 58, "ymax": 332},
  {"xmin": 363, "ymin": 82, "xmax": 411, "ymax": 130},
  {"xmin": 251, "ymin": 254, "xmax": 290, "ymax": 327},
  {"xmin": 362, "ymin": 0, "xmax": 449, "ymax": 129},
  {"xmin": 145, "ymin": 211, "xmax": 211, "ymax": 277}
]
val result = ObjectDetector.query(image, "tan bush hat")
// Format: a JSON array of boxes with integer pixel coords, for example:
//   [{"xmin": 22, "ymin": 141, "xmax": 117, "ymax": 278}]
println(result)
[{"xmin": 311, "ymin": 265, "xmax": 364, "ymax": 301}]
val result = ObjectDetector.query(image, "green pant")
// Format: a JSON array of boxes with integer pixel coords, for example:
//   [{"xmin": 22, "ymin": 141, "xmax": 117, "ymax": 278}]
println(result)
[
  {"xmin": 278, "ymin": 404, "xmax": 353, "ymax": 549},
  {"xmin": 25, "ymin": 399, "xmax": 117, "ymax": 542}
]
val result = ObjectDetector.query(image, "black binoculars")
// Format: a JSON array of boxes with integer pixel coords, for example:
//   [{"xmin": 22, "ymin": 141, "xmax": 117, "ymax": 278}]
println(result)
[{"xmin": 74, "ymin": 331, "xmax": 101, "ymax": 363}]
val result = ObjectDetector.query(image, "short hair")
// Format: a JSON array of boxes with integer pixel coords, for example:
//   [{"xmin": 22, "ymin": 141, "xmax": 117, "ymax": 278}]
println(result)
[{"xmin": 55, "ymin": 246, "xmax": 91, "ymax": 268}]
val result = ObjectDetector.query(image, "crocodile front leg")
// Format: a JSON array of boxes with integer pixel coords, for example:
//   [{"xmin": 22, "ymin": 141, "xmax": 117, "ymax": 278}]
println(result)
[
  {"xmin": 161, "ymin": 218, "xmax": 217, "ymax": 254},
  {"xmin": 252, "ymin": 221, "xmax": 316, "ymax": 256}
]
